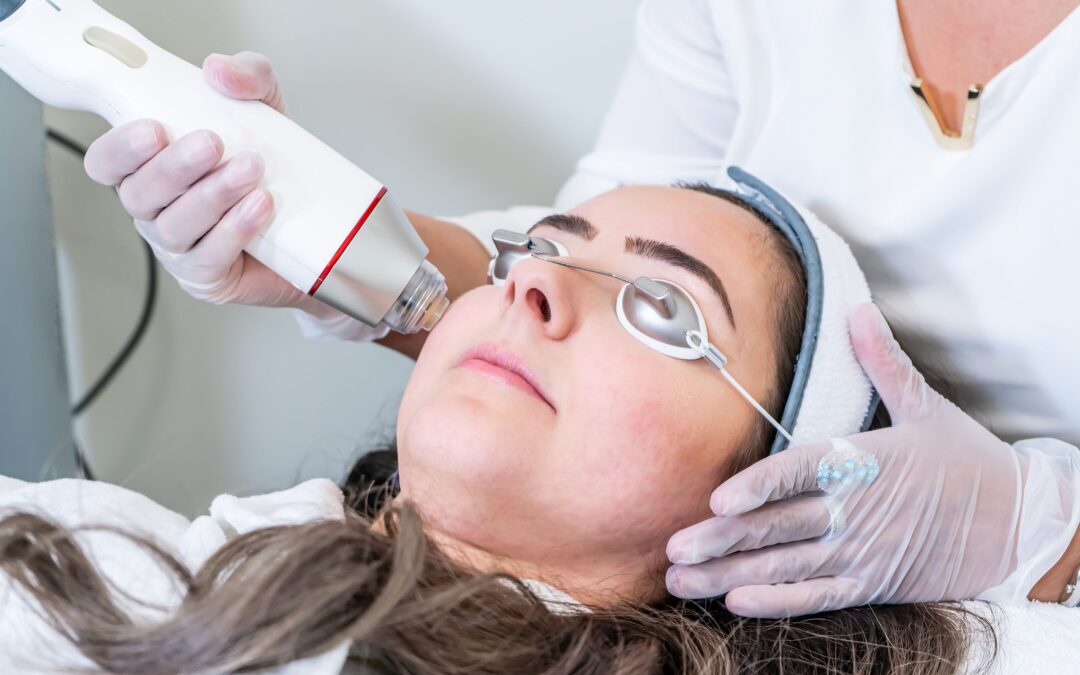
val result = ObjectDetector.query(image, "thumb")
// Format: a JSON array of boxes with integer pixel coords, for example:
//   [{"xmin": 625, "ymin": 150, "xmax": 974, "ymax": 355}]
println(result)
[
  {"xmin": 203, "ymin": 51, "xmax": 289, "ymax": 116},
  {"xmin": 848, "ymin": 303, "xmax": 934, "ymax": 424}
]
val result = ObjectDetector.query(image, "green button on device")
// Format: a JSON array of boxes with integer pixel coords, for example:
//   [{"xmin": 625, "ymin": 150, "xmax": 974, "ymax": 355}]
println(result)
[{"xmin": 83, "ymin": 26, "xmax": 147, "ymax": 68}]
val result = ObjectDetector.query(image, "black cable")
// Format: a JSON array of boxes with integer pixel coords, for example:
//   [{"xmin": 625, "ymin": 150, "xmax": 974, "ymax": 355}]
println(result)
[
  {"xmin": 47, "ymin": 127, "xmax": 159, "ymax": 479},
  {"xmin": 70, "ymin": 237, "xmax": 157, "ymax": 416},
  {"xmin": 73, "ymin": 441, "xmax": 96, "ymax": 481},
  {"xmin": 45, "ymin": 128, "xmax": 90, "ymax": 160}
]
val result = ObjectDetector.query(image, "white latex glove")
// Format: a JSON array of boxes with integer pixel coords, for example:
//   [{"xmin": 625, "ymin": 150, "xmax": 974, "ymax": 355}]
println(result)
[
  {"xmin": 664, "ymin": 304, "xmax": 1078, "ymax": 618},
  {"xmin": 84, "ymin": 51, "xmax": 380, "ymax": 335}
]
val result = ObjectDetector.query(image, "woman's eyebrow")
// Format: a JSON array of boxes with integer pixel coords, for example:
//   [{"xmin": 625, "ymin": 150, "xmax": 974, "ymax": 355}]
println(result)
[
  {"xmin": 527, "ymin": 214, "xmax": 597, "ymax": 240},
  {"xmin": 528, "ymin": 213, "xmax": 736, "ymax": 328},
  {"xmin": 625, "ymin": 236, "xmax": 737, "ymax": 329}
]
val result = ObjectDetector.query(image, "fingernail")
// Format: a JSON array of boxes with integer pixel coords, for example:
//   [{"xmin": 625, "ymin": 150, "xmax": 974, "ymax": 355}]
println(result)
[
  {"xmin": 725, "ymin": 590, "xmax": 750, "ymax": 615},
  {"xmin": 220, "ymin": 52, "xmax": 260, "ymax": 81},
  {"xmin": 184, "ymin": 132, "xmax": 219, "ymax": 165},
  {"xmin": 668, "ymin": 543, "xmax": 689, "ymax": 565},
  {"xmin": 127, "ymin": 122, "xmax": 162, "ymax": 159},
  {"xmin": 224, "ymin": 153, "xmax": 263, "ymax": 189},
  {"xmin": 665, "ymin": 566, "xmax": 684, "ymax": 597},
  {"xmin": 710, "ymin": 493, "xmax": 728, "ymax": 515},
  {"xmin": 241, "ymin": 190, "xmax": 269, "ymax": 219},
  {"xmin": 853, "ymin": 303, "xmax": 892, "ymax": 341},
  {"xmin": 712, "ymin": 492, "xmax": 745, "ymax": 516},
  {"xmin": 668, "ymin": 540, "xmax": 707, "ymax": 566},
  {"xmin": 671, "ymin": 567, "xmax": 707, "ymax": 598}
]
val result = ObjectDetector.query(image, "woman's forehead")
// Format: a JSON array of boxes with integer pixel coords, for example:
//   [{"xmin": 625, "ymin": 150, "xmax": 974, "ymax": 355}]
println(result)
[{"xmin": 570, "ymin": 185, "xmax": 769, "ymax": 251}]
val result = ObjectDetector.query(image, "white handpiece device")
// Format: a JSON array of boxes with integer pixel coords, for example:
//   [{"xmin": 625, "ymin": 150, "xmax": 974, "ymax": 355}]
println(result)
[{"xmin": 0, "ymin": 0, "xmax": 449, "ymax": 334}]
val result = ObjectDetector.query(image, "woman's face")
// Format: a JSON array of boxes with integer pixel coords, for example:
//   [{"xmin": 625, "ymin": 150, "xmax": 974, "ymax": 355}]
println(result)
[{"xmin": 396, "ymin": 185, "xmax": 788, "ymax": 599}]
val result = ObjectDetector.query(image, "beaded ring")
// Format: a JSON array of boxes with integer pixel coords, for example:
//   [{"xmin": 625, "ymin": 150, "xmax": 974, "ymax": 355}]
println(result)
[{"xmin": 817, "ymin": 438, "xmax": 880, "ymax": 495}]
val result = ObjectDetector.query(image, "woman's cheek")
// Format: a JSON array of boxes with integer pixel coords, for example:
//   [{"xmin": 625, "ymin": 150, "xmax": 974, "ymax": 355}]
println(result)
[{"xmin": 567, "ymin": 377, "xmax": 698, "ymax": 512}]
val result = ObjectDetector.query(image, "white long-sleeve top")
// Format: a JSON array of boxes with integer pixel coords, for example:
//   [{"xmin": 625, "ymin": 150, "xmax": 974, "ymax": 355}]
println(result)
[{"xmin": 294, "ymin": 0, "xmax": 1080, "ymax": 606}]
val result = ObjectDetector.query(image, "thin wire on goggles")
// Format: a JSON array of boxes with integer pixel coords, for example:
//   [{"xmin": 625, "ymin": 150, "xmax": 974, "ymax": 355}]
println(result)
[
  {"xmin": 687, "ymin": 330, "xmax": 794, "ymax": 443},
  {"xmin": 531, "ymin": 254, "xmax": 637, "ymax": 285},
  {"xmin": 530, "ymin": 252, "xmax": 794, "ymax": 444}
]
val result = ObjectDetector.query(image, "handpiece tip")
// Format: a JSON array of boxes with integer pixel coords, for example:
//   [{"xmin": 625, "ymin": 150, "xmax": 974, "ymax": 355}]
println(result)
[{"xmin": 420, "ymin": 295, "xmax": 450, "ymax": 332}]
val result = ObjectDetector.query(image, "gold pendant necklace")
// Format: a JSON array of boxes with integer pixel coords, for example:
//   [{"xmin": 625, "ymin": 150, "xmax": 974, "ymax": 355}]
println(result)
[{"xmin": 909, "ymin": 78, "xmax": 983, "ymax": 150}]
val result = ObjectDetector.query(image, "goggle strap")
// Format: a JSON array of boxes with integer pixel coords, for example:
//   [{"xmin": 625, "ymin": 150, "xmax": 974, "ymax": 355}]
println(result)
[
  {"xmin": 687, "ymin": 330, "xmax": 794, "ymax": 444},
  {"xmin": 718, "ymin": 367, "xmax": 795, "ymax": 444}
]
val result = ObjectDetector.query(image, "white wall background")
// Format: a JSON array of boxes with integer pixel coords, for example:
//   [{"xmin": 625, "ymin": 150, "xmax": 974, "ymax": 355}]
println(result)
[{"xmin": 47, "ymin": 0, "xmax": 637, "ymax": 515}]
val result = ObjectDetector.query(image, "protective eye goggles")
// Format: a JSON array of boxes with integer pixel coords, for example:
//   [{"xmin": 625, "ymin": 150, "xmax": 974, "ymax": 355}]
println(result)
[{"xmin": 486, "ymin": 229, "xmax": 793, "ymax": 444}]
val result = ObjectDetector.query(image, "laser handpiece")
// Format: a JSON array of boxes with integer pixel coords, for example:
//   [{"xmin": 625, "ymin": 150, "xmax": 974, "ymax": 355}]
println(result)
[{"xmin": 0, "ymin": 0, "xmax": 449, "ymax": 334}]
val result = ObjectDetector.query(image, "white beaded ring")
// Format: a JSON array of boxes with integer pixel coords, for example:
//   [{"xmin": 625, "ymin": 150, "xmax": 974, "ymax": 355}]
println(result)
[{"xmin": 817, "ymin": 437, "xmax": 880, "ymax": 495}]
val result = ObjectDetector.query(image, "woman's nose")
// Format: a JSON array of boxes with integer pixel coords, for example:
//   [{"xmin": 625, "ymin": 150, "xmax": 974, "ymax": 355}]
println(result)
[{"xmin": 502, "ymin": 258, "xmax": 579, "ymax": 340}]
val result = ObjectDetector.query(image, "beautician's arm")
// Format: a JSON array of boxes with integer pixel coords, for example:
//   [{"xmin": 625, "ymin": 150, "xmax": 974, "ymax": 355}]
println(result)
[{"xmin": 1031, "ymin": 523, "xmax": 1080, "ymax": 602}]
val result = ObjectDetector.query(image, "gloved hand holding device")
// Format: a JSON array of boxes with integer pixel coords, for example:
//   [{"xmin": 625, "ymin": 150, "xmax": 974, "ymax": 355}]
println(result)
[
  {"xmin": 0, "ymin": 0, "xmax": 456, "ymax": 334},
  {"xmin": 80, "ymin": 49, "xmax": 491, "ymax": 350},
  {"xmin": 666, "ymin": 304, "xmax": 1080, "ymax": 617},
  {"xmin": 83, "ymin": 52, "xmax": 342, "ymax": 319}
]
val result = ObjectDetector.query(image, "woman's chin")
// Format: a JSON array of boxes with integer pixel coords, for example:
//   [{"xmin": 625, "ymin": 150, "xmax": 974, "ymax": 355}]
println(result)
[{"xmin": 398, "ymin": 394, "xmax": 548, "ymax": 496}]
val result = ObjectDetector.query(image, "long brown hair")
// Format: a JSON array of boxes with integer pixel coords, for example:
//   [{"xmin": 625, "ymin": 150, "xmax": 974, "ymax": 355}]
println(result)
[
  {"xmin": 0, "ymin": 189, "xmax": 997, "ymax": 673},
  {"xmin": 0, "ymin": 478, "xmax": 995, "ymax": 674}
]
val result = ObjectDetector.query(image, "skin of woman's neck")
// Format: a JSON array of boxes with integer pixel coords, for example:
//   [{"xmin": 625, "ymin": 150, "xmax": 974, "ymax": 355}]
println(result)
[
  {"xmin": 374, "ymin": 503, "xmax": 666, "ymax": 606},
  {"xmin": 896, "ymin": 0, "xmax": 1080, "ymax": 133}
]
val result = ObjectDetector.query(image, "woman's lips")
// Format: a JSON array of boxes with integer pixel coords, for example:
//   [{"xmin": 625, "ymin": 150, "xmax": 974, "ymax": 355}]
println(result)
[{"xmin": 456, "ymin": 343, "xmax": 556, "ymax": 412}]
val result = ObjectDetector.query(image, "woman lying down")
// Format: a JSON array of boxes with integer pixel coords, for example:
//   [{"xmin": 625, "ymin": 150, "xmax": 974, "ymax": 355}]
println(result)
[{"xmin": 1, "ymin": 172, "xmax": 1075, "ymax": 674}]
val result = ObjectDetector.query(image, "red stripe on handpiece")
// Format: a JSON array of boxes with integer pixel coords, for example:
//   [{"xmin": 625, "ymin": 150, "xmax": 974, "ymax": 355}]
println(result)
[{"xmin": 308, "ymin": 187, "xmax": 388, "ymax": 295}]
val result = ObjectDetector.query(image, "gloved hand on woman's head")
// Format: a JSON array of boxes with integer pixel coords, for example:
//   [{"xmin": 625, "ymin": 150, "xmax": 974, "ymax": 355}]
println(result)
[
  {"xmin": 665, "ymin": 303, "xmax": 1080, "ymax": 618},
  {"xmin": 82, "ymin": 52, "xmax": 343, "ymax": 321}
]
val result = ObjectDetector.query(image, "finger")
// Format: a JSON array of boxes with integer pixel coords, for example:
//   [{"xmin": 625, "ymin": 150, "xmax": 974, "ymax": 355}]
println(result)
[
  {"xmin": 848, "ymin": 303, "xmax": 934, "ymax": 424},
  {"xmin": 150, "ymin": 152, "xmax": 265, "ymax": 255},
  {"xmin": 84, "ymin": 119, "xmax": 168, "ymax": 186},
  {"xmin": 710, "ymin": 440, "xmax": 833, "ymax": 516},
  {"xmin": 203, "ymin": 51, "xmax": 289, "ymax": 115},
  {"xmin": 185, "ymin": 188, "xmax": 274, "ymax": 275},
  {"xmin": 666, "ymin": 540, "xmax": 832, "ymax": 599},
  {"xmin": 117, "ymin": 130, "xmax": 224, "ymax": 222},
  {"xmin": 724, "ymin": 576, "xmax": 863, "ymax": 619},
  {"xmin": 667, "ymin": 496, "xmax": 830, "ymax": 565}
]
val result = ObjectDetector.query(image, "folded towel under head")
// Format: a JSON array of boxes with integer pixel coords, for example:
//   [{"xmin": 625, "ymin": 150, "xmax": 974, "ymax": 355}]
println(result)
[{"xmin": 721, "ymin": 167, "xmax": 877, "ymax": 454}]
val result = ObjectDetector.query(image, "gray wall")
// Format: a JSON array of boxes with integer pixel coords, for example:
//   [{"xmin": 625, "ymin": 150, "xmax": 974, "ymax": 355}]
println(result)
[{"xmin": 0, "ymin": 75, "xmax": 76, "ymax": 481}]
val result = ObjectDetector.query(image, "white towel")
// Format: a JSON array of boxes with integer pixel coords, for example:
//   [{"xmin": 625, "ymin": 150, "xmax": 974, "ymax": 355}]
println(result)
[
  {"xmin": 962, "ymin": 600, "xmax": 1080, "ymax": 674},
  {"xmin": 0, "ymin": 476, "xmax": 349, "ymax": 674},
  {"xmin": 787, "ymin": 206, "xmax": 875, "ymax": 445}
]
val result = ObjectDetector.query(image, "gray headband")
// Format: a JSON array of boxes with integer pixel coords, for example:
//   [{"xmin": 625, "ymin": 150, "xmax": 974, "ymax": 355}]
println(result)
[{"xmin": 721, "ymin": 167, "xmax": 879, "ymax": 454}]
